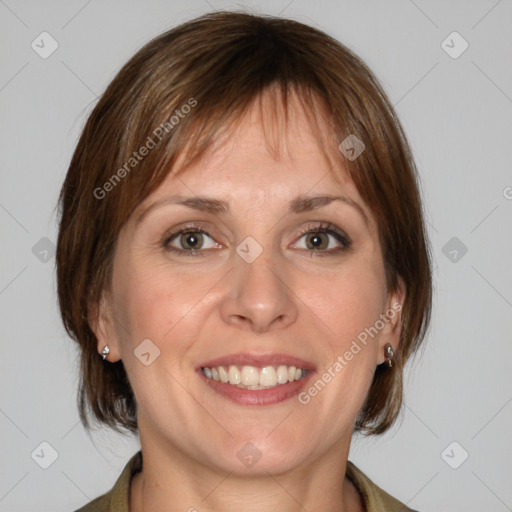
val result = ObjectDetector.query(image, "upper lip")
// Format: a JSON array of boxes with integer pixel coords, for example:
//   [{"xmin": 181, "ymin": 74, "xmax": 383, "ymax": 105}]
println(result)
[{"xmin": 198, "ymin": 353, "xmax": 316, "ymax": 370}]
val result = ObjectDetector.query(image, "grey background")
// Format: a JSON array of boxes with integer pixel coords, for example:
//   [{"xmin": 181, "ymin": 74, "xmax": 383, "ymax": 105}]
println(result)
[{"xmin": 1, "ymin": 0, "xmax": 511, "ymax": 510}]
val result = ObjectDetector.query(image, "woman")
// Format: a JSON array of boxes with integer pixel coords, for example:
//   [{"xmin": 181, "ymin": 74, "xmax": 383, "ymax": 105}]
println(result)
[{"xmin": 57, "ymin": 11, "xmax": 432, "ymax": 512}]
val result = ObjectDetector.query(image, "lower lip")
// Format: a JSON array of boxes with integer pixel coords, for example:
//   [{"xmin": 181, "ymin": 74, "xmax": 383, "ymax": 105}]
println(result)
[{"xmin": 198, "ymin": 370, "xmax": 315, "ymax": 406}]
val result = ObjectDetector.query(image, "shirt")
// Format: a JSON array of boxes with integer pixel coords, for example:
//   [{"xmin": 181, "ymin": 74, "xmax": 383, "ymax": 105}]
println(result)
[{"xmin": 74, "ymin": 451, "xmax": 417, "ymax": 512}]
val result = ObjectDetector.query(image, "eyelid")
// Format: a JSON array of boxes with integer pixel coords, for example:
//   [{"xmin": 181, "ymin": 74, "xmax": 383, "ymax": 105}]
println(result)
[
  {"xmin": 162, "ymin": 226, "xmax": 222, "ymax": 252},
  {"xmin": 161, "ymin": 222, "xmax": 222, "ymax": 244},
  {"xmin": 161, "ymin": 220, "xmax": 352, "ymax": 257},
  {"xmin": 292, "ymin": 222, "xmax": 352, "ymax": 252}
]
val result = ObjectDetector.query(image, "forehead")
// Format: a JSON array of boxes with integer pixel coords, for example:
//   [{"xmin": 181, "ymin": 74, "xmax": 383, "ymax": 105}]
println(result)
[
  {"xmin": 128, "ymin": 93, "xmax": 377, "ymax": 239},
  {"xmin": 145, "ymin": 88, "xmax": 353, "ymax": 201}
]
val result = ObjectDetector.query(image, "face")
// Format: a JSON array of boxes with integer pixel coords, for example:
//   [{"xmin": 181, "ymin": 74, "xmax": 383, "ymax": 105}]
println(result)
[{"xmin": 92, "ymin": 91, "xmax": 404, "ymax": 476}]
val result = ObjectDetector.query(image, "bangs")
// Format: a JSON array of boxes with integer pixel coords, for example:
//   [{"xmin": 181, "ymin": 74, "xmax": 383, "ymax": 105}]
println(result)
[
  {"xmin": 164, "ymin": 83, "xmax": 342, "ymax": 186},
  {"xmin": 121, "ymin": 85, "xmax": 345, "ymax": 235}
]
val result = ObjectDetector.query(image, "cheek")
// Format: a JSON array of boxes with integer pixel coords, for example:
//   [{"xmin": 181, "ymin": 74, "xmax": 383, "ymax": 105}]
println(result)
[
  {"xmin": 306, "ymin": 260, "xmax": 387, "ymax": 349},
  {"xmin": 112, "ymin": 257, "xmax": 217, "ymax": 350},
  {"xmin": 297, "ymin": 266, "xmax": 386, "ymax": 430}
]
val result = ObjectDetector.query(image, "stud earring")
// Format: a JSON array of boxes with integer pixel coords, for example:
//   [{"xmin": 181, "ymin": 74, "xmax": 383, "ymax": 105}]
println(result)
[
  {"xmin": 100, "ymin": 345, "xmax": 110, "ymax": 360},
  {"xmin": 384, "ymin": 344, "xmax": 394, "ymax": 368}
]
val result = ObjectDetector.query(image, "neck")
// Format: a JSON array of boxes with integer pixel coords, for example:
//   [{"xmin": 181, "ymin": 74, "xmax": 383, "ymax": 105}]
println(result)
[{"xmin": 130, "ymin": 434, "xmax": 363, "ymax": 512}]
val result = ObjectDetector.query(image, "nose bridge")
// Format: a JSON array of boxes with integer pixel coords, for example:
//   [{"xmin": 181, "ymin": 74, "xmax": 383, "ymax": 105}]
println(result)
[{"xmin": 220, "ymin": 245, "xmax": 297, "ymax": 332}]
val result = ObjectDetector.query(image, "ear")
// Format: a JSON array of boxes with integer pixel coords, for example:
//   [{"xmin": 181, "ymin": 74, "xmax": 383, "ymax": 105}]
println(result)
[
  {"xmin": 377, "ymin": 276, "xmax": 406, "ymax": 365},
  {"xmin": 87, "ymin": 292, "xmax": 122, "ymax": 362}
]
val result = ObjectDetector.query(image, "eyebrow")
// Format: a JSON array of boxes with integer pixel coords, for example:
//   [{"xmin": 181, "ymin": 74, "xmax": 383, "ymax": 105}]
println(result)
[{"xmin": 135, "ymin": 193, "xmax": 369, "ymax": 226}]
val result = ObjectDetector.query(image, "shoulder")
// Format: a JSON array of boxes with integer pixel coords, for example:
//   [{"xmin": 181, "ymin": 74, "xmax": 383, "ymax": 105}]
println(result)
[
  {"xmin": 74, "ymin": 493, "xmax": 110, "ymax": 512},
  {"xmin": 73, "ymin": 451, "xmax": 142, "ymax": 512},
  {"xmin": 346, "ymin": 461, "xmax": 419, "ymax": 512}
]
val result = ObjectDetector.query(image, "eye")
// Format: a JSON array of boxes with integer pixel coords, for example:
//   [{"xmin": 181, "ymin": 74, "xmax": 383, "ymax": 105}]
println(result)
[
  {"xmin": 293, "ymin": 222, "xmax": 351, "ymax": 256},
  {"xmin": 161, "ymin": 222, "xmax": 351, "ymax": 258},
  {"xmin": 163, "ymin": 227, "xmax": 220, "ymax": 255}
]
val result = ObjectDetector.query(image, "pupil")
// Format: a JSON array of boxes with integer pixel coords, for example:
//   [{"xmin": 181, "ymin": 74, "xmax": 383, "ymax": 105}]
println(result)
[
  {"xmin": 308, "ymin": 233, "xmax": 325, "ymax": 249},
  {"xmin": 184, "ymin": 233, "xmax": 201, "ymax": 249}
]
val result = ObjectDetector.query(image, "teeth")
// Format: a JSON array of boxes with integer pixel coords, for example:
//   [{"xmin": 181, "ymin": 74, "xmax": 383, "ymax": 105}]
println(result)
[
  {"xmin": 228, "ymin": 365, "xmax": 241, "ymax": 385},
  {"xmin": 202, "ymin": 364, "xmax": 307, "ymax": 388},
  {"xmin": 259, "ymin": 366, "xmax": 277, "ymax": 386},
  {"xmin": 218, "ymin": 366, "xmax": 229, "ymax": 383},
  {"xmin": 277, "ymin": 365, "xmax": 288, "ymax": 384},
  {"xmin": 241, "ymin": 366, "xmax": 259, "ymax": 386}
]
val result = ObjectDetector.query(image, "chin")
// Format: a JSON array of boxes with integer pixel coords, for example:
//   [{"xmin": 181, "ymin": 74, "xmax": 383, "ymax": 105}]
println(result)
[{"xmin": 199, "ymin": 432, "xmax": 311, "ymax": 477}]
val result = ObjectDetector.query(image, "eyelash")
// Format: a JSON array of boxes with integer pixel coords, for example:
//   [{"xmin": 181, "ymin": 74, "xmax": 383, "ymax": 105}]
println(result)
[{"xmin": 161, "ymin": 222, "xmax": 352, "ymax": 258}]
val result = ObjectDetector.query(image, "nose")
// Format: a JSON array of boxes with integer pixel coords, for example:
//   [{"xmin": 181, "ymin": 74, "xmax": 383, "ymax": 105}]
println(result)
[{"xmin": 219, "ymin": 250, "xmax": 298, "ymax": 333}]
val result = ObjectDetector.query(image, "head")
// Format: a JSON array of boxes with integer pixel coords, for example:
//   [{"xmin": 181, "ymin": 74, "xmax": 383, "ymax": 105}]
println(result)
[{"xmin": 57, "ymin": 11, "xmax": 431, "ymax": 473}]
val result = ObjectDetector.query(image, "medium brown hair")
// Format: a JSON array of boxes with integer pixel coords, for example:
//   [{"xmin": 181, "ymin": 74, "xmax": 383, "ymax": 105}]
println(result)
[{"xmin": 56, "ymin": 11, "xmax": 432, "ymax": 436}]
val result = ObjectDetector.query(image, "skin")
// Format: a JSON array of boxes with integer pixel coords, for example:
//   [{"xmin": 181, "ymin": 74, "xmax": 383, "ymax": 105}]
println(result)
[{"xmin": 91, "ymin": 90, "xmax": 405, "ymax": 512}]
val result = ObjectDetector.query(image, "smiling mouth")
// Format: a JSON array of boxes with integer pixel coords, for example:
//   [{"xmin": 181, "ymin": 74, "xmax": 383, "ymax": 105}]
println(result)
[{"xmin": 201, "ymin": 364, "xmax": 308, "ymax": 389}]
